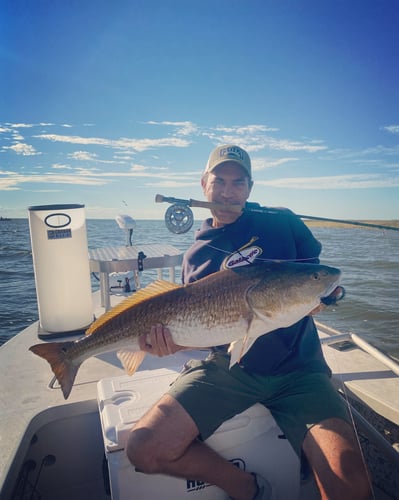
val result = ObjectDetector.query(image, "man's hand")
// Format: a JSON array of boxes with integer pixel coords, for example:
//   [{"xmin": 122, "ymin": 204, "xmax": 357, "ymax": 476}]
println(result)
[{"xmin": 139, "ymin": 324, "xmax": 184, "ymax": 357}]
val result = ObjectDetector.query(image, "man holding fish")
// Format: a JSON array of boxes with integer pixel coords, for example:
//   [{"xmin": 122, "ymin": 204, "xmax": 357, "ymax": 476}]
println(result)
[{"xmin": 127, "ymin": 145, "xmax": 371, "ymax": 499}]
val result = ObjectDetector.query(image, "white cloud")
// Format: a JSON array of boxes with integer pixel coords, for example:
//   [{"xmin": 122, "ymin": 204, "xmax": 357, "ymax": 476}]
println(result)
[
  {"xmin": 68, "ymin": 150, "xmax": 99, "ymax": 161},
  {"xmin": 146, "ymin": 123, "xmax": 317, "ymax": 155},
  {"xmin": 12, "ymin": 131, "xmax": 24, "ymax": 141},
  {"xmin": 146, "ymin": 121, "xmax": 279, "ymax": 143},
  {"xmin": 213, "ymin": 124, "xmax": 279, "ymax": 134},
  {"xmin": 2, "ymin": 121, "xmax": 397, "ymax": 200},
  {"xmin": 75, "ymin": 167, "xmax": 102, "ymax": 175},
  {"xmin": 0, "ymin": 170, "xmax": 108, "ymax": 191},
  {"xmin": 4, "ymin": 143, "xmax": 40, "ymax": 156},
  {"xmin": 146, "ymin": 121, "xmax": 199, "ymax": 136},
  {"xmin": 0, "ymin": 127, "xmax": 13, "ymax": 134},
  {"xmin": 34, "ymin": 133, "xmax": 191, "ymax": 152},
  {"xmin": 0, "ymin": 172, "xmax": 21, "ymax": 190},
  {"xmin": 0, "ymin": 162, "xmax": 201, "ymax": 192},
  {"xmin": 68, "ymin": 150, "xmax": 122, "ymax": 165},
  {"xmin": 6, "ymin": 122, "xmax": 55, "ymax": 128},
  {"xmin": 52, "ymin": 163, "xmax": 73, "ymax": 170},
  {"xmin": 262, "ymin": 137, "xmax": 326, "ymax": 153},
  {"xmin": 252, "ymin": 157, "xmax": 298, "ymax": 171},
  {"xmin": 382, "ymin": 125, "xmax": 399, "ymax": 135},
  {"xmin": 360, "ymin": 145, "xmax": 399, "ymax": 156},
  {"xmin": 7, "ymin": 123, "xmax": 35, "ymax": 128},
  {"xmin": 114, "ymin": 154, "xmax": 134, "ymax": 161},
  {"xmin": 204, "ymin": 126, "xmax": 326, "ymax": 153},
  {"xmin": 130, "ymin": 164, "xmax": 148, "ymax": 172}
]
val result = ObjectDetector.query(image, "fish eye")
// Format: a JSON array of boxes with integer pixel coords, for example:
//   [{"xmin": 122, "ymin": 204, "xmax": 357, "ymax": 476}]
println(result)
[{"xmin": 312, "ymin": 272, "xmax": 320, "ymax": 280}]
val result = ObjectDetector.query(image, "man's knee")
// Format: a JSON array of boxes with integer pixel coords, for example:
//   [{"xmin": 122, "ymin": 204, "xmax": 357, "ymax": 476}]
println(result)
[{"xmin": 126, "ymin": 427, "xmax": 162, "ymax": 473}]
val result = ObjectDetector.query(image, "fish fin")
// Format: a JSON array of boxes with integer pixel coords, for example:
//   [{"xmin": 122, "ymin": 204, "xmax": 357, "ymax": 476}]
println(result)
[
  {"xmin": 29, "ymin": 342, "xmax": 80, "ymax": 399},
  {"xmin": 86, "ymin": 280, "xmax": 182, "ymax": 336},
  {"xmin": 228, "ymin": 337, "xmax": 258, "ymax": 368},
  {"xmin": 228, "ymin": 340, "xmax": 242, "ymax": 367},
  {"xmin": 117, "ymin": 350, "xmax": 146, "ymax": 376}
]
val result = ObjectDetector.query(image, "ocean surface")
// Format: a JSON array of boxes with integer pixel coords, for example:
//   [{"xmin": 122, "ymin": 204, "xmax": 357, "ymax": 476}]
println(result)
[{"xmin": 0, "ymin": 218, "xmax": 398, "ymax": 360}]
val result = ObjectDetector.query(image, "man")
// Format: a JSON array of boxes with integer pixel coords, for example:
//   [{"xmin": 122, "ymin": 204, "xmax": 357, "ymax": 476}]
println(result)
[{"xmin": 126, "ymin": 145, "xmax": 371, "ymax": 499}]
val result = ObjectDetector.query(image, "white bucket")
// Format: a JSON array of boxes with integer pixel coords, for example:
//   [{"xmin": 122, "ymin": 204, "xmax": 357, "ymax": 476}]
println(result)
[{"xmin": 28, "ymin": 204, "xmax": 93, "ymax": 334}]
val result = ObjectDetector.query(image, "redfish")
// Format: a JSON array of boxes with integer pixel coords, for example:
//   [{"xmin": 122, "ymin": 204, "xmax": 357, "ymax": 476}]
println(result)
[{"xmin": 30, "ymin": 261, "xmax": 341, "ymax": 399}]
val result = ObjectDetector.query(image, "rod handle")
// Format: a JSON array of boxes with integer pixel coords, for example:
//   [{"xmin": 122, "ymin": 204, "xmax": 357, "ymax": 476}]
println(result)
[{"xmin": 155, "ymin": 194, "xmax": 242, "ymax": 213}]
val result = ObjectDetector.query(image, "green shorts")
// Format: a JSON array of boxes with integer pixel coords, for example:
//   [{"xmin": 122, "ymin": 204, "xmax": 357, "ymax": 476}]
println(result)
[{"xmin": 167, "ymin": 352, "xmax": 350, "ymax": 457}]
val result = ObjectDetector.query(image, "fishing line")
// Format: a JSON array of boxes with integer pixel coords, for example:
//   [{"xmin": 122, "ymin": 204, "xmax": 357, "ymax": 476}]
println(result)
[
  {"xmin": 327, "ymin": 344, "xmax": 376, "ymax": 499},
  {"xmin": 203, "ymin": 241, "xmax": 320, "ymax": 263}
]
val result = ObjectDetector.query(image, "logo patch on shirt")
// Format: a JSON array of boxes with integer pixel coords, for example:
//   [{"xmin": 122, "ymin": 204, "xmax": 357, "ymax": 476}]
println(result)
[{"xmin": 224, "ymin": 246, "xmax": 262, "ymax": 269}]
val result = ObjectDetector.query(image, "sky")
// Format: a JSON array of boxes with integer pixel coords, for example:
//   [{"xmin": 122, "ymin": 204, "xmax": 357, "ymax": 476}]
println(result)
[{"xmin": 1, "ymin": 0, "xmax": 399, "ymax": 221}]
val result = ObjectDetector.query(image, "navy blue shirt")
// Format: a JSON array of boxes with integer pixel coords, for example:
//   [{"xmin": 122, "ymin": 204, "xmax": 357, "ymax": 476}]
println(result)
[{"xmin": 182, "ymin": 205, "xmax": 331, "ymax": 376}]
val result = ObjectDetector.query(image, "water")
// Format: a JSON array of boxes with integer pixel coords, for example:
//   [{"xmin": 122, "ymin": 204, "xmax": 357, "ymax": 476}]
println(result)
[{"xmin": 0, "ymin": 219, "xmax": 398, "ymax": 360}]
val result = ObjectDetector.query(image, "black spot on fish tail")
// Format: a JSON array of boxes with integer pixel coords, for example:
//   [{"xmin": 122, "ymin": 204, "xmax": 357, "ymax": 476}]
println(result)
[{"xmin": 29, "ymin": 341, "xmax": 81, "ymax": 399}]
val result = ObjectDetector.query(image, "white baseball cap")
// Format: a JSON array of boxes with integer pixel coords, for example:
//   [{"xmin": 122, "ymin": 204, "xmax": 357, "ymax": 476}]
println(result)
[{"xmin": 204, "ymin": 144, "xmax": 252, "ymax": 179}]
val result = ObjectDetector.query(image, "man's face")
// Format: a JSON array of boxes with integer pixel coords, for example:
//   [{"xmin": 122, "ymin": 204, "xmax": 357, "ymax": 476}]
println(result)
[{"xmin": 201, "ymin": 162, "xmax": 253, "ymax": 227}]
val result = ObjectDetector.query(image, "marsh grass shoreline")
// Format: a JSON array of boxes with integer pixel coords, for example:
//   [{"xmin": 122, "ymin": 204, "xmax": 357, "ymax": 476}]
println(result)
[{"xmin": 304, "ymin": 219, "xmax": 399, "ymax": 230}]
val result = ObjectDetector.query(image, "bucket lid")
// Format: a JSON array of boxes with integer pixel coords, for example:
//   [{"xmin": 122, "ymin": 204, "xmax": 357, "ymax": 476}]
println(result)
[{"xmin": 29, "ymin": 204, "xmax": 85, "ymax": 211}]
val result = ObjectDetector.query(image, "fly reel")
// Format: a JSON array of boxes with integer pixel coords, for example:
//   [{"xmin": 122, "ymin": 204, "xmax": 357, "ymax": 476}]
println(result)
[{"xmin": 164, "ymin": 204, "xmax": 194, "ymax": 234}]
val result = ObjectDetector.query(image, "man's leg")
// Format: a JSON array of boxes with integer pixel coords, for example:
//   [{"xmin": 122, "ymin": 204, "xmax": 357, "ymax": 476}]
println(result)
[
  {"xmin": 303, "ymin": 417, "xmax": 372, "ymax": 500},
  {"xmin": 126, "ymin": 393, "xmax": 259, "ymax": 500}
]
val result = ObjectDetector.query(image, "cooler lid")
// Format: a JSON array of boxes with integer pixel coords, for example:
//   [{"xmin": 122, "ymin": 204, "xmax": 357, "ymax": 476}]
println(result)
[{"xmin": 97, "ymin": 369, "xmax": 179, "ymax": 452}]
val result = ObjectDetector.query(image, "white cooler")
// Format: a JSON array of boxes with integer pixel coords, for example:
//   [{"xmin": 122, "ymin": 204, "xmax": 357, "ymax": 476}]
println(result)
[{"xmin": 97, "ymin": 369, "xmax": 300, "ymax": 499}]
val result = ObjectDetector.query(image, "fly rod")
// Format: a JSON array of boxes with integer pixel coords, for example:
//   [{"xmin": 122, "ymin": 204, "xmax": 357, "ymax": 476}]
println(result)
[
  {"xmin": 155, "ymin": 194, "xmax": 242, "ymax": 213},
  {"xmin": 155, "ymin": 194, "xmax": 399, "ymax": 234}
]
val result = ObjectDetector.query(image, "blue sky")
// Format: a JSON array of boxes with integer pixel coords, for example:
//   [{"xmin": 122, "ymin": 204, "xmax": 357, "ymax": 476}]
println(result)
[{"xmin": 1, "ymin": 0, "xmax": 399, "ymax": 221}]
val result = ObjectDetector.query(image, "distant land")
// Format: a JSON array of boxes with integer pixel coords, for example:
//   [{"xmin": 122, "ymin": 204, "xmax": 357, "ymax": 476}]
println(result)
[{"xmin": 304, "ymin": 219, "xmax": 399, "ymax": 230}]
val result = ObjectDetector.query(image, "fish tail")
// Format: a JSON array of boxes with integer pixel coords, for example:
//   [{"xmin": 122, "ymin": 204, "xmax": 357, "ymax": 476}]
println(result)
[{"xmin": 29, "ymin": 342, "xmax": 80, "ymax": 399}]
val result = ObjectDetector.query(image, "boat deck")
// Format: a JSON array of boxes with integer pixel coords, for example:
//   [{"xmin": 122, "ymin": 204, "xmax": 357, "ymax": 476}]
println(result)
[
  {"xmin": 1, "ymin": 296, "xmax": 398, "ymax": 498},
  {"xmin": 317, "ymin": 321, "xmax": 399, "ymax": 426}
]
